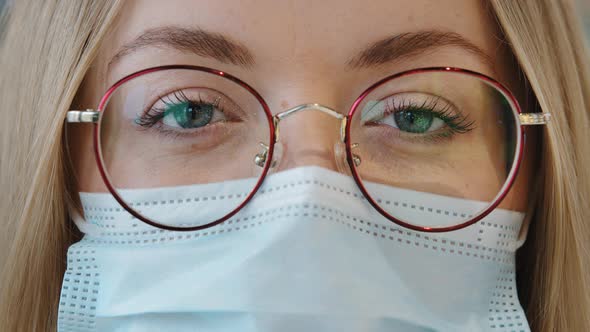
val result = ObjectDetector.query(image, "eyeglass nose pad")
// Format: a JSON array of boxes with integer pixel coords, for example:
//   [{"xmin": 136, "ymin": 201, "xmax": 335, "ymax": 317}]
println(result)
[
  {"xmin": 269, "ymin": 141, "xmax": 284, "ymax": 173},
  {"xmin": 334, "ymin": 141, "xmax": 362, "ymax": 175},
  {"xmin": 334, "ymin": 141, "xmax": 351, "ymax": 175},
  {"xmin": 253, "ymin": 141, "xmax": 284, "ymax": 175}
]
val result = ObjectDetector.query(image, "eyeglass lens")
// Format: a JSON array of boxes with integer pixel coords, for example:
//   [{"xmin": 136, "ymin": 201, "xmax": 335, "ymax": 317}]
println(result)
[{"xmin": 348, "ymin": 70, "xmax": 518, "ymax": 229}]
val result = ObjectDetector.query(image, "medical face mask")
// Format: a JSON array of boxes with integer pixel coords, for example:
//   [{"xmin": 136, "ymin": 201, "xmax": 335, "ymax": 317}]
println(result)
[{"xmin": 58, "ymin": 166, "xmax": 530, "ymax": 332}]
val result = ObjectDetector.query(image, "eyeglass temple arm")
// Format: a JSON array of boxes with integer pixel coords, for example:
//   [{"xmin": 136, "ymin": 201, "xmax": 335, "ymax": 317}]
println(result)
[{"xmin": 66, "ymin": 110, "xmax": 99, "ymax": 123}]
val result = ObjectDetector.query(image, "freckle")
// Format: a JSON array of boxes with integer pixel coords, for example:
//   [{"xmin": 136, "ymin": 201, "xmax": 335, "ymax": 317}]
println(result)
[{"xmin": 280, "ymin": 100, "xmax": 289, "ymax": 109}]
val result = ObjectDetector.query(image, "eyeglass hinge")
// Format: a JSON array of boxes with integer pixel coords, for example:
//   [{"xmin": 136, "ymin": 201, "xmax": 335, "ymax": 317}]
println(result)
[
  {"xmin": 66, "ymin": 110, "xmax": 99, "ymax": 123},
  {"xmin": 519, "ymin": 112, "xmax": 551, "ymax": 125}
]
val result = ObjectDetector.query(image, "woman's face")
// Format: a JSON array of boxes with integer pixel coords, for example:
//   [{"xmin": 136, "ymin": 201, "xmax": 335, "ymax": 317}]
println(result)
[{"xmin": 70, "ymin": 0, "xmax": 536, "ymax": 213}]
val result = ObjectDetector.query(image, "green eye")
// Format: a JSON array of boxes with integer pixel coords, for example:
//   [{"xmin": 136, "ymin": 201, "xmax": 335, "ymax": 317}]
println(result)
[
  {"xmin": 360, "ymin": 96, "xmax": 446, "ymax": 135},
  {"xmin": 393, "ymin": 109, "xmax": 434, "ymax": 134},
  {"xmin": 360, "ymin": 94, "xmax": 475, "ymax": 142},
  {"xmin": 164, "ymin": 101, "xmax": 214, "ymax": 129}
]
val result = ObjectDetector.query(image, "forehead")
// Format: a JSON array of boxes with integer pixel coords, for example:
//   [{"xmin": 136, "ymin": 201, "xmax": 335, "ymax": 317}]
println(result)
[
  {"xmin": 104, "ymin": 0, "xmax": 500, "ymax": 69},
  {"xmin": 113, "ymin": 0, "xmax": 493, "ymax": 42}
]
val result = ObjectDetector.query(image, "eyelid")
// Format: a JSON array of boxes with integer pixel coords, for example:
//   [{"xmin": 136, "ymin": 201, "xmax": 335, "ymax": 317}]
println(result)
[
  {"xmin": 148, "ymin": 87, "xmax": 245, "ymax": 121},
  {"xmin": 360, "ymin": 92, "xmax": 457, "ymax": 125},
  {"xmin": 153, "ymin": 89, "xmax": 220, "ymax": 113}
]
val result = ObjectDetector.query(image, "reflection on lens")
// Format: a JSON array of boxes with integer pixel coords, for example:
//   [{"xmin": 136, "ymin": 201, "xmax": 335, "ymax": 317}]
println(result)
[
  {"xmin": 349, "ymin": 70, "xmax": 520, "ymax": 230},
  {"xmin": 97, "ymin": 68, "xmax": 272, "ymax": 229}
]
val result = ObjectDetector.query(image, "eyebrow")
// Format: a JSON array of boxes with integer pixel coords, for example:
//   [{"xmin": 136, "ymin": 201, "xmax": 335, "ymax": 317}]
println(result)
[
  {"xmin": 108, "ymin": 26, "xmax": 255, "ymax": 69},
  {"xmin": 108, "ymin": 27, "xmax": 493, "ymax": 71},
  {"xmin": 347, "ymin": 30, "xmax": 494, "ymax": 69}
]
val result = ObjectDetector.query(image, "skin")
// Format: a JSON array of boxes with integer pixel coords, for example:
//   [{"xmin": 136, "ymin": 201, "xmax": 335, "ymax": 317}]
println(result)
[{"xmin": 69, "ymin": 0, "xmax": 537, "ymax": 218}]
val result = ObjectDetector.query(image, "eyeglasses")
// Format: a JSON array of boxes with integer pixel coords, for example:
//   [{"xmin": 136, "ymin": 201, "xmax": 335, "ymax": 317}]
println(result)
[{"xmin": 66, "ymin": 65, "xmax": 550, "ymax": 233}]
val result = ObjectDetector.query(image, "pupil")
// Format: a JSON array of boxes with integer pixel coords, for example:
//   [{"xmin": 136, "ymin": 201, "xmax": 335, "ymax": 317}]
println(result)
[{"xmin": 403, "ymin": 112, "xmax": 415, "ymax": 124}]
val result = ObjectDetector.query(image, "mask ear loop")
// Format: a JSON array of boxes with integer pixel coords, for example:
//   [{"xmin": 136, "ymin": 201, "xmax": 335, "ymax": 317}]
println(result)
[
  {"xmin": 63, "ymin": 119, "xmax": 84, "ymax": 222},
  {"xmin": 67, "ymin": 203, "xmax": 103, "ymax": 234},
  {"xmin": 62, "ymin": 120, "xmax": 102, "ymax": 235},
  {"xmin": 515, "ymin": 172, "xmax": 541, "ymax": 249},
  {"xmin": 515, "ymin": 132, "xmax": 544, "ymax": 249}
]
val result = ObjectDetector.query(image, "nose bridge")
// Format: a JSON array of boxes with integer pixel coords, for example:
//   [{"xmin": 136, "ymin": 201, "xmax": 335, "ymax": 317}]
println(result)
[{"xmin": 271, "ymin": 103, "xmax": 347, "ymax": 172}]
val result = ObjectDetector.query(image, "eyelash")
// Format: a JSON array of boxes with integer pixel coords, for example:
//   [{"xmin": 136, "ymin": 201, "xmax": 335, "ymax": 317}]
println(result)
[
  {"xmin": 134, "ymin": 90, "xmax": 224, "ymax": 130},
  {"xmin": 383, "ymin": 96, "xmax": 475, "ymax": 141}
]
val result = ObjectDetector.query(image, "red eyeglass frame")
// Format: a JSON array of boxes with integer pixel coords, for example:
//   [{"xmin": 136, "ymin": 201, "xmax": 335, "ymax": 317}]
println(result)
[{"xmin": 89, "ymin": 65, "xmax": 526, "ymax": 233}]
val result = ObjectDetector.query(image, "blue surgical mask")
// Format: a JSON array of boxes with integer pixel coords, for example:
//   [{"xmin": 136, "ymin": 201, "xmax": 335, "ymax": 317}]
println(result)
[{"xmin": 58, "ymin": 166, "xmax": 530, "ymax": 332}]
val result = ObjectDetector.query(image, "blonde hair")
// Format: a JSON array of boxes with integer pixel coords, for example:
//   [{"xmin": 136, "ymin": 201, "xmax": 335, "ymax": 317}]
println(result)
[{"xmin": 1, "ymin": 1, "xmax": 589, "ymax": 331}]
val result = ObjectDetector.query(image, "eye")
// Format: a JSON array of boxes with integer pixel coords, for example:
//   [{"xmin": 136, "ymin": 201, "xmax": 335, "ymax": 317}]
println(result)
[
  {"xmin": 360, "ymin": 92, "xmax": 474, "ymax": 138},
  {"xmin": 135, "ymin": 89, "xmax": 230, "ymax": 132}
]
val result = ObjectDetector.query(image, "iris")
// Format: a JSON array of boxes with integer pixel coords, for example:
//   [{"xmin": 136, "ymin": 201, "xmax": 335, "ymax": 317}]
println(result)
[
  {"xmin": 167, "ymin": 101, "xmax": 214, "ymax": 128},
  {"xmin": 393, "ymin": 109, "xmax": 434, "ymax": 133}
]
